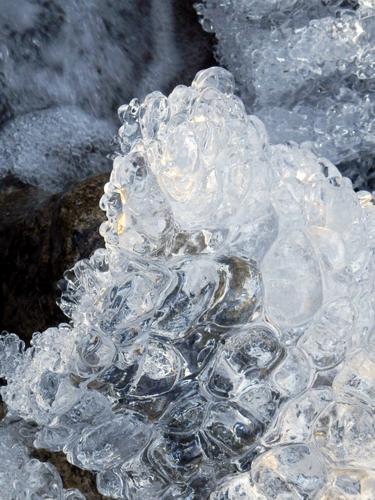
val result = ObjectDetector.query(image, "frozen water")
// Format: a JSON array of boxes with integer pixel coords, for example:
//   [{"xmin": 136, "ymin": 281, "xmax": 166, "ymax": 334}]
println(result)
[
  {"xmin": 196, "ymin": 0, "xmax": 375, "ymax": 192},
  {"xmin": 1, "ymin": 67, "xmax": 375, "ymax": 498},
  {"xmin": 0, "ymin": 420, "xmax": 85, "ymax": 499},
  {"xmin": 0, "ymin": 106, "xmax": 113, "ymax": 191}
]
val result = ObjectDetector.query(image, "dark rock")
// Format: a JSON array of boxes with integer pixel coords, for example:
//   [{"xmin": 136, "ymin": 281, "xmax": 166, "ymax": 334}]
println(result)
[
  {"xmin": 0, "ymin": 173, "xmax": 107, "ymax": 342},
  {"xmin": 0, "ymin": 401, "xmax": 5, "ymax": 420},
  {"xmin": 32, "ymin": 448, "xmax": 105, "ymax": 500}
]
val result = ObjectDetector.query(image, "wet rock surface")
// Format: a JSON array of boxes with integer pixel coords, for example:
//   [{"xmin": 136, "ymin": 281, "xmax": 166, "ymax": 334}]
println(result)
[
  {"xmin": 0, "ymin": 173, "xmax": 107, "ymax": 342},
  {"xmin": 32, "ymin": 448, "xmax": 105, "ymax": 500}
]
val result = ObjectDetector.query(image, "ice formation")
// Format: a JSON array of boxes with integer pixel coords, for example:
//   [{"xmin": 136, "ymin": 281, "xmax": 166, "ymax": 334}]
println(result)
[
  {"xmin": 196, "ymin": 0, "xmax": 375, "ymax": 190},
  {"xmin": 1, "ymin": 67, "xmax": 375, "ymax": 498},
  {"xmin": 0, "ymin": 106, "xmax": 113, "ymax": 191},
  {"xmin": 0, "ymin": 418, "xmax": 84, "ymax": 499}
]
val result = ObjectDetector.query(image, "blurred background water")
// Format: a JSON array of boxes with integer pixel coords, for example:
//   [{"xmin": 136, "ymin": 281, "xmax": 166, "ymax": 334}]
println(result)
[{"xmin": 0, "ymin": 0, "xmax": 214, "ymax": 191}]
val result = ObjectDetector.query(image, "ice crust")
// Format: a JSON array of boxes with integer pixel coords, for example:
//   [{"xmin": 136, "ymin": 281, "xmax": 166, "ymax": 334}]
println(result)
[
  {"xmin": 196, "ymin": 0, "xmax": 375, "ymax": 190},
  {"xmin": 0, "ymin": 106, "xmax": 113, "ymax": 191},
  {"xmin": 1, "ymin": 68, "xmax": 375, "ymax": 498},
  {"xmin": 0, "ymin": 419, "xmax": 85, "ymax": 499}
]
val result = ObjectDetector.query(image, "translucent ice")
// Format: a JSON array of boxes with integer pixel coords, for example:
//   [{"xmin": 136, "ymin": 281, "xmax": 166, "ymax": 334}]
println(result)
[
  {"xmin": 0, "ymin": 420, "xmax": 85, "ymax": 499},
  {"xmin": 196, "ymin": 1, "xmax": 375, "ymax": 191},
  {"xmin": 1, "ymin": 68, "xmax": 375, "ymax": 499}
]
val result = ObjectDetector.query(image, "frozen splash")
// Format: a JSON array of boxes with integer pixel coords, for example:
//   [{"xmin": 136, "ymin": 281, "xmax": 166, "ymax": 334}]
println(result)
[
  {"xmin": 0, "ymin": 417, "xmax": 84, "ymax": 499},
  {"xmin": 1, "ymin": 68, "xmax": 375, "ymax": 498},
  {"xmin": 196, "ymin": 1, "xmax": 375, "ymax": 191},
  {"xmin": 0, "ymin": 106, "xmax": 113, "ymax": 191}
]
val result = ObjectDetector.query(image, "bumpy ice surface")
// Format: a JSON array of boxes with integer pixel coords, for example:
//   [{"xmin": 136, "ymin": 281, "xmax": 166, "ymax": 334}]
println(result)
[
  {"xmin": 1, "ymin": 67, "xmax": 375, "ymax": 498},
  {"xmin": 0, "ymin": 106, "xmax": 113, "ymax": 191},
  {"xmin": 196, "ymin": 0, "xmax": 375, "ymax": 191},
  {"xmin": 0, "ymin": 417, "xmax": 84, "ymax": 499}
]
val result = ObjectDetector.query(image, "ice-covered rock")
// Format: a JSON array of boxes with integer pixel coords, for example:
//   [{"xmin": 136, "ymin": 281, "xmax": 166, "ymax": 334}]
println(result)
[
  {"xmin": 196, "ymin": 0, "xmax": 375, "ymax": 191},
  {"xmin": 0, "ymin": 419, "xmax": 85, "ymax": 499},
  {"xmin": 0, "ymin": 107, "xmax": 113, "ymax": 191},
  {"xmin": 1, "ymin": 68, "xmax": 375, "ymax": 499}
]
